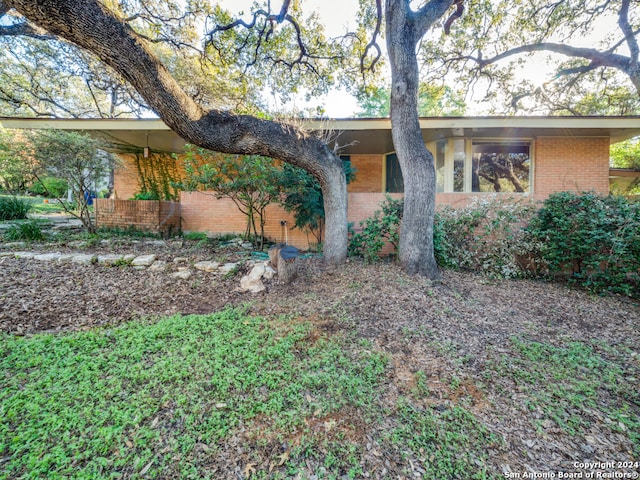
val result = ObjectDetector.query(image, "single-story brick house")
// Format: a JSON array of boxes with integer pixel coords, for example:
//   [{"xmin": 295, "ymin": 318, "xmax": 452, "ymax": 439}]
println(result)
[{"xmin": 2, "ymin": 116, "xmax": 639, "ymax": 248}]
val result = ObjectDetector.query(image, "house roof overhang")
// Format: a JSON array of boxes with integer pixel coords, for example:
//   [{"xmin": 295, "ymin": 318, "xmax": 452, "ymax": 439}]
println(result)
[{"xmin": 1, "ymin": 116, "xmax": 639, "ymax": 155}]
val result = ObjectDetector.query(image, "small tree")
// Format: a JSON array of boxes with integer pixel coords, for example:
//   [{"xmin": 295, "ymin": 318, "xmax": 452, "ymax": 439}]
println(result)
[
  {"xmin": 279, "ymin": 162, "xmax": 356, "ymax": 248},
  {"xmin": 29, "ymin": 130, "xmax": 115, "ymax": 233},
  {"xmin": 0, "ymin": 127, "xmax": 40, "ymax": 194},
  {"xmin": 179, "ymin": 146, "xmax": 283, "ymax": 250}
]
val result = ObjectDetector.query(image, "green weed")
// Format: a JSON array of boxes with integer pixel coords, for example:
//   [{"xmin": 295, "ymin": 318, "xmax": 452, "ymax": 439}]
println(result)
[{"xmin": 0, "ymin": 308, "xmax": 388, "ymax": 479}]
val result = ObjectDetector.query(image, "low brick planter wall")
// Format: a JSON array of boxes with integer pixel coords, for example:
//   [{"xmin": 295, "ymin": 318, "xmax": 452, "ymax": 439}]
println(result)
[{"xmin": 95, "ymin": 199, "xmax": 181, "ymax": 235}]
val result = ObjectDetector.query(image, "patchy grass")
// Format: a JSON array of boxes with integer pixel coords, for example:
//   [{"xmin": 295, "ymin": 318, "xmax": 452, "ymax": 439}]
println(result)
[
  {"xmin": 0, "ymin": 308, "xmax": 387, "ymax": 479},
  {"xmin": 0, "ymin": 253, "xmax": 638, "ymax": 478},
  {"xmin": 491, "ymin": 337, "xmax": 640, "ymax": 450}
]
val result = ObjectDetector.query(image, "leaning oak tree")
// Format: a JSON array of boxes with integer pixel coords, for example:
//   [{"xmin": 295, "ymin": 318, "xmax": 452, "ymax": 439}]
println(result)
[
  {"xmin": 0, "ymin": 0, "xmax": 348, "ymax": 265},
  {"xmin": 209, "ymin": 0, "xmax": 463, "ymax": 278}
]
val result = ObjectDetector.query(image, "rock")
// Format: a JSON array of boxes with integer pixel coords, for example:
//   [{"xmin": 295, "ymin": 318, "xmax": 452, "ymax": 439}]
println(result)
[
  {"xmin": 240, "ymin": 242, "xmax": 254, "ymax": 249},
  {"xmin": 144, "ymin": 240, "xmax": 167, "ymax": 247},
  {"xmin": 33, "ymin": 252, "xmax": 61, "ymax": 262},
  {"xmin": 1, "ymin": 242, "xmax": 27, "ymax": 249},
  {"xmin": 123, "ymin": 254, "xmax": 136, "ymax": 262},
  {"xmin": 148, "ymin": 260, "xmax": 167, "ymax": 272},
  {"xmin": 131, "ymin": 254, "xmax": 157, "ymax": 267},
  {"xmin": 97, "ymin": 254, "xmax": 125, "ymax": 265},
  {"xmin": 249, "ymin": 263, "xmax": 266, "ymax": 279},
  {"xmin": 70, "ymin": 254, "xmax": 96, "ymax": 265},
  {"xmin": 67, "ymin": 240, "xmax": 88, "ymax": 248},
  {"xmin": 13, "ymin": 251, "xmax": 37, "ymax": 259},
  {"xmin": 57, "ymin": 254, "xmax": 77, "ymax": 264},
  {"xmin": 194, "ymin": 260, "xmax": 220, "ymax": 272},
  {"xmin": 218, "ymin": 262, "xmax": 239, "ymax": 275},
  {"xmin": 239, "ymin": 274, "xmax": 266, "ymax": 293},
  {"xmin": 173, "ymin": 257, "xmax": 188, "ymax": 263},
  {"xmin": 263, "ymin": 265, "xmax": 277, "ymax": 280},
  {"xmin": 237, "ymin": 263, "xmax": 267, "ymax": 293},
  {"xmin": 170, "ymin": 269, "xmax": 192, "ymax": 279},
  {"xmin": 0, "ymin": 251, "xmax": 16, "ymax": 257}
]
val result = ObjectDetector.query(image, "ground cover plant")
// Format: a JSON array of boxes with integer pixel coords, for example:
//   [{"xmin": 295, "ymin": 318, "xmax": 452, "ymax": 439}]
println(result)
[
  {"xmin": 0, "ymin": 222, "xmax": 638, "ymax": 478},
  {"xmin": 1, "ymin": 308, "xmax": 387, "ymax": 479},
  {"xmin": 0, "ymin": 195, "xmax": 32, "ymax": 221}
]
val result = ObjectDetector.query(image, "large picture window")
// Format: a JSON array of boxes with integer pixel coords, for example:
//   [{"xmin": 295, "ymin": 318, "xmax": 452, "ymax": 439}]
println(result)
[
  {"xmin": 384, "ymin": 138, "xmax": 532, "ymax": 194},
  {"xmin": 472, "ymin": 141, "xmax": 530, "ymax": 193}
]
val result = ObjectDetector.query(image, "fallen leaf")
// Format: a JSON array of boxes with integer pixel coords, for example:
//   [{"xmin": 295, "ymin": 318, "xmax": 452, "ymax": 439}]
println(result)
[
  {"xmin": 276, "ymin": 451, "xmax": 290, "ymax": 466},
  {"xmin": 140, "ymin": 460, "xmax": 153, "ymax": 476},
  {"xmin": 243, "ymin": 463, "xmax": 256, "ymax": 478}
]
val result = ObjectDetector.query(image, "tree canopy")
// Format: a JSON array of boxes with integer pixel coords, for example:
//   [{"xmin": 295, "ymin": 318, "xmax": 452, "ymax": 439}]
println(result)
[{"xmin": 419, "ymin": 0, "xmax": 640, "ymax": 114}]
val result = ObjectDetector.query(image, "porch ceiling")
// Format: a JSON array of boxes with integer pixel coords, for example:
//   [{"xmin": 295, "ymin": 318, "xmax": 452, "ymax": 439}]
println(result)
[{"xmin": 1, "ymin": 116, "xmax": 639, "ymax": 155}]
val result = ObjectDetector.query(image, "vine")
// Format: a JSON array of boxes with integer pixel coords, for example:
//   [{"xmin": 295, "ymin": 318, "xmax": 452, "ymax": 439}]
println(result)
[{"xmin": 133, "ymin": 152, "xmax": 181, "ymax": 201}]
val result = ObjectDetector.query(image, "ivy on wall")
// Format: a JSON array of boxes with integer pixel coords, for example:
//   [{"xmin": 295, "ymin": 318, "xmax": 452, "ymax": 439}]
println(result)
[{"xmin": 133, "ymin": 152, "xmax": 181, "ymax": 201}]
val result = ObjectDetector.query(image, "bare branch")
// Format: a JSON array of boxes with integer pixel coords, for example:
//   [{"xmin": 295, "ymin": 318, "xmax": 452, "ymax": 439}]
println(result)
[
  {"xmin": 478, "ymin": 42, "xmax": 631, "ymax": 72},
  {"xmin": 205, "ymin": 2, "xmax": 323, "ymax": 76},
  {"xmin": 443, "ymin": 0, "xmax": 464, "ymax": 35},
  {"xmin": 618, "ymin": 0, "xmax": 639, "ymax": 68},
  {"xmin": 360, "ymin": 0, "xmax": 382, "ymax": 74},
  {"xmin": 414, "ymin": 0, "xmax": 455, "ymax": 38}
]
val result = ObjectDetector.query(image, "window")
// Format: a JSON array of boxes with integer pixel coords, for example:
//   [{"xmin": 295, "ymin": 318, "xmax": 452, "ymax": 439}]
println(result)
[
  {"xmin": 471, "ymin": 141, "xmax": 530, "ymax": 193},
  {"xmin": 384, "ymin": 138, "xmax": 532, "ymax": 194},
  {"xmin": 385, "ymin": 153, "xmax": 404, "ymax": 193}
]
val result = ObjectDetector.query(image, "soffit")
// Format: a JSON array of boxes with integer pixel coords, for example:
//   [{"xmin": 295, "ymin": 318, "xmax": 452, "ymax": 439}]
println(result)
[{"xmin": 1, "ymin": 116, "xmax": 639, "ymax": 155}]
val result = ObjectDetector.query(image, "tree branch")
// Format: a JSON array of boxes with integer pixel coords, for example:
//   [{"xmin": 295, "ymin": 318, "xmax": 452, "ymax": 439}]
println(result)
[
  {"xmin": 478, "ymin": 42, "xmax": 631, "ymax": 72},
  {"xmin": 360, "ymin": 0, "xmax": 382, "ymax": 74},
  {"xmin": 414, "ymin": 0, "xmax": 455, "ymax": 38},
  {"xmin": 205, "ymin": 1, "xmax": 322, "ymax": 76},
  {"xmin": 0, "ymin": 21, "xmax": 54, "ymax": 40},
  {"xmin": 618, "ymin": 0, "xmax": 639, "ymax": 68},
  {"xmin": 3, "ymin": 0, "xmax": 343, "ymax": 175}
]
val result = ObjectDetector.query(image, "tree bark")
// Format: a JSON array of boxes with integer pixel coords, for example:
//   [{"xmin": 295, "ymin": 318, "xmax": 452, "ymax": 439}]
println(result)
[
  {"xmin": 385, "ymin": 0, "xmax": 442, "ymax": 279},
  {"xmin": 4, "ymin": 0, "xmax": 348, "ymax": 264}
]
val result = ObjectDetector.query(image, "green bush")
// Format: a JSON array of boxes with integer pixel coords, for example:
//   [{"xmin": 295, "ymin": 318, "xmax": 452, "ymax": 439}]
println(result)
[
  {"xmin": 349, "ymin": 195, "xmax": 403, "ymax": 263},
  {"xmin": 4, "ymin": 220, "xmax": 45, "ymax": 241},
  {"xmin": 433, "ymin": 196, "xmax": 540, "ymax": 278},
  {"xmin": 0, "ymin": 196, "xmax": 32, "ymax": 221},
  {"xmin": 29, "ymin": 176, "xmax": 69, "ymax": 198},
  {"xmin": 527, "ymin": 191, "xmax": 640, "ymax": 297},
  {"xmin": 132, "ymin": 190, "xmax": 161, "ymax": 200}
]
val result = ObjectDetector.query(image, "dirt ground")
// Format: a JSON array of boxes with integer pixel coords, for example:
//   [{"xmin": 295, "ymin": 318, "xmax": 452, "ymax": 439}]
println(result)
[{"xmin": 1, "ymin": 237, "xmax": 639, "ymax": 477}]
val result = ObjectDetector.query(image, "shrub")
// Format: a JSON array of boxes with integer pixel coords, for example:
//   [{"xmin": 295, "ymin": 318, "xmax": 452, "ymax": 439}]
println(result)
[
  {"xmin": 433, "ymin": 196, "xmax": 540, "ymax": 278},
  {"xmin": 4, "ymin": 220, "xmax": 45, "ymax": 241},
  {"xmin": 0, "ymin": 196, "xmax": 32, "ymax": 221},
  {"xmin": 132, "ymin": 191, "xmax": 161, "ymax": 200},
  {"xmin": 29, "ymin": 176, "xmax": 69, "ymax": 198},
  {"xmin": 349, "ymin": 195, "xmax": 403, "ymax": 263},
  {"xmin": 527, "ymin": 191, "xmax": 640, "ymax": 297}
]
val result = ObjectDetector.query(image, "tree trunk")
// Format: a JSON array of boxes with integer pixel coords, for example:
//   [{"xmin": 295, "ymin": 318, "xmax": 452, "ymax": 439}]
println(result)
[
  {"xmin": 385, "ymin": 0, "xmax": 441, "ymax": 279},
  {"xmin": 5, "ymin": 0, "xmax": 348, "ymax": 264}
]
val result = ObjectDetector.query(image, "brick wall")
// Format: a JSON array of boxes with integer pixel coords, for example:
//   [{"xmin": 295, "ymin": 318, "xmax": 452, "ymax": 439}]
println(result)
[
  {"xmin": 95, "ymin": 199, "xmax": 181, "ymax": 235},
  {"xmin": 110, "ymin": 136, "xmax": 612, "ymax": 248},
  {"xmin": 349, "ymin": 154, "xmax": 383, "ymax": 192},
  {"xmin": 534, "ymin": 137, "xmax": 610, "ymax": 199},
  {"xmin": 180, "ymin": 191, "xmax": 307, "ymax": 245},
  {"xmin": 112, "ymin": 154, "xmax": 140, "ymax": 200}
]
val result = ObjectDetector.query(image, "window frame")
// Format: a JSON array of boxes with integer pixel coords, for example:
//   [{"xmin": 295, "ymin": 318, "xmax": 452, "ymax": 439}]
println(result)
[{"xmin": 382, "ymin": 137, "xmax": 535, "ymax": 194}]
